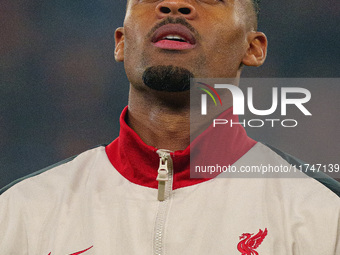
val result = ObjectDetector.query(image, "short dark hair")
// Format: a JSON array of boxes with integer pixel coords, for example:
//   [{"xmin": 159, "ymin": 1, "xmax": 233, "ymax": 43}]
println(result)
[{"xmin": 252, "ymin": 0, "xmax": 260, "ymax": 16}]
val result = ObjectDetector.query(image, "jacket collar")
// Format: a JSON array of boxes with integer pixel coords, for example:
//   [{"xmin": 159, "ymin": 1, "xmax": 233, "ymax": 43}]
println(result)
[{"xmin": 106, "ymin": 106, "xmax": 256, "ymax": 189}]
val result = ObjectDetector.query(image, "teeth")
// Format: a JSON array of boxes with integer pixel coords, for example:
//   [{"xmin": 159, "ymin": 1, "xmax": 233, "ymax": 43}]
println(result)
[{"xmin": 162, "ymin": 35, "xmax": 186, "ymax": 42}]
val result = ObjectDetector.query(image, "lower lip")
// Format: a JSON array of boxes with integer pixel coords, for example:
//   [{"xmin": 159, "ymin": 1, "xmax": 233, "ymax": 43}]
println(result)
[{"xmin": 153, "ymin": 40, "xmax": 195, "ymax": 50}]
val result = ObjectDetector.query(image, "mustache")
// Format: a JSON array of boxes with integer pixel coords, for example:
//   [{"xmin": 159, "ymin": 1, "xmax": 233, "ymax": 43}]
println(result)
[{"xmin": 147, "ymin": 17, "xmax": 200, "ymax": 39}]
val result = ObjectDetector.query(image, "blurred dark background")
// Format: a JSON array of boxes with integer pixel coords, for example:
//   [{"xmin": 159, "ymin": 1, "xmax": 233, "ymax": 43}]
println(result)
[{"xmin": 1, "ymin": 0, "xmax": 339, "ymax": 187}]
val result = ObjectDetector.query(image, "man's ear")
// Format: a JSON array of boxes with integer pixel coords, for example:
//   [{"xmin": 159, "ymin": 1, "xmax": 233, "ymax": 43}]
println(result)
[
  {"xmin": 242, "ymin": 32, "xmax": 267, "ymax": 67},
  {"xmin": 115, "ymin": 27, "xmax": 125, "ymax": 62}
]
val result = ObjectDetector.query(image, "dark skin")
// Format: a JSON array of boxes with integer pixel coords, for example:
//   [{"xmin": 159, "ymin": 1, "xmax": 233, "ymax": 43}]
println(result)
[{"xmin": 115, "ymin": 0, "xmax": 267, "ymax": 151}]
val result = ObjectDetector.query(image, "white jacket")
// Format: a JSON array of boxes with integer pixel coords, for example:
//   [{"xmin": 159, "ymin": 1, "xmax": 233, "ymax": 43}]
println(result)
[{"xmin": 1, "ymin": 107, "xmax": 339, "ymax": 255}]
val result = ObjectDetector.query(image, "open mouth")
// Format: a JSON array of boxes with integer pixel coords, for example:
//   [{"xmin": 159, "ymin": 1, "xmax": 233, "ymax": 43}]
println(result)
[
  {"xmin": 151, "ymin": 24, "xmax": 196, "ymax": 50},
  {"xmin": 161, "ymin": 35, "xmax": 188, "ymax": 42}
]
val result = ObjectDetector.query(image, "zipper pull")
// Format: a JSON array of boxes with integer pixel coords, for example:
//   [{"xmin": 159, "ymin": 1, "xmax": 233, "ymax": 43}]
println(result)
[{"xmin": 156, "ymin": 152, "xmax": 170, "ymax": 201}]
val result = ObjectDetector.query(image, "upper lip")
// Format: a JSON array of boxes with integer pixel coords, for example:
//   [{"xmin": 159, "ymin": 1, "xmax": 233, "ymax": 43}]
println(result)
[{"xmin": 151, "ymin": 24, "xmax": 196, "ymax": 45}]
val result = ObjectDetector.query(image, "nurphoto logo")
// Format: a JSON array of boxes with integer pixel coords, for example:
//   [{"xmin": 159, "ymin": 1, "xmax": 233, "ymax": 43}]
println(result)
[{"xmin": 198, "ymin": 82, "xmax": 312, "ymax": 128}]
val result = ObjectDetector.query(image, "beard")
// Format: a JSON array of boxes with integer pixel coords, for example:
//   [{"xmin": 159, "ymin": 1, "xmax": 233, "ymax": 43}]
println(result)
[{"xmin": 142, "ymin": 65, "xmax": 193, "ymax": 92}]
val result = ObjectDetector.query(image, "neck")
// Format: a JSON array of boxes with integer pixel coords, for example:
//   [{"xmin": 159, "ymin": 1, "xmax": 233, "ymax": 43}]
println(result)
[
  {"xmin": 127, "ymin": 81, "xmax": 235, "ymax": 151},
  {"xmin": 127, "ymin": 86, "xmax": 191, "ymax": 151}
]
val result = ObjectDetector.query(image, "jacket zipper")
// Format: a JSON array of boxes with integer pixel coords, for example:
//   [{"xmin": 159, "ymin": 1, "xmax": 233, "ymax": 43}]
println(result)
[{"xmin": 154, "ymin": 149, "xmax": 173, "ymax": 255}]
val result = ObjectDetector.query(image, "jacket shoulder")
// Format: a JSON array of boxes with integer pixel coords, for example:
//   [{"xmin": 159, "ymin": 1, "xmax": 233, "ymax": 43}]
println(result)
[
  {"xmin": 0, "ymin": 145, "xmax": 106, "ymax": 196},
  {"xmin": 265, "ymin": 143, "xmax": 340, "ymax": 198}
]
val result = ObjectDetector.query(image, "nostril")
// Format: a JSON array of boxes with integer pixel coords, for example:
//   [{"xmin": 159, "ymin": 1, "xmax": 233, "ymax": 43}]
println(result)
[
  {"xmin": 178, "ymin": 8, "xmax": 191, "ymax": 15},
  {"xmin": 160, "ymin": 7, "xmax": 171, "ymax": 14}
]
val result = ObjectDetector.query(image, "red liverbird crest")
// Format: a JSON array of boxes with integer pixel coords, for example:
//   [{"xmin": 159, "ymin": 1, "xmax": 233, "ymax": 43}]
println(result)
[{"xmin": 237, "ymin": 228, "xmax": 268, "ymax": 255}]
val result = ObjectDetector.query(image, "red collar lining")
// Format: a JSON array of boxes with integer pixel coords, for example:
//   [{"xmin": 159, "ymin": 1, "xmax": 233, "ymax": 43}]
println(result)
[{"xmin": 105, "ymin": 106, "xmax": 256, "ymax": 190}]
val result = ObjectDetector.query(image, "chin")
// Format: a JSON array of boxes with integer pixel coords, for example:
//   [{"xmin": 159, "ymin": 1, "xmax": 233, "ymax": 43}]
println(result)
[{"xmin": 142, "ymin": 65, "xmax": 194, "ymax": 92}]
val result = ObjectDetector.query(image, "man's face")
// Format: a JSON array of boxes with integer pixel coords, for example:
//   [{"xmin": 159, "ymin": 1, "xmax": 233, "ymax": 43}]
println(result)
[{"xmin": 115, "ymin": 0, "xmax": 265, "ymax": 90}]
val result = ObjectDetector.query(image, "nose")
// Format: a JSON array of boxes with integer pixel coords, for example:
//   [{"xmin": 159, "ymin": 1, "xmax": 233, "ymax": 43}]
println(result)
[{"xmin": 155, "ymin": 0, "xmax": 197, "ymax": 20}]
